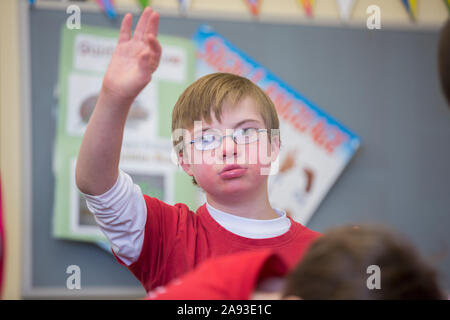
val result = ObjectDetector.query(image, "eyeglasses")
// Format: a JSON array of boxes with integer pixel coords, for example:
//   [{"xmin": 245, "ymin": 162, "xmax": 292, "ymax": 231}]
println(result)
[{"xmin": 189, "ymin": 128, "xmax": 267, "ymax": 151}]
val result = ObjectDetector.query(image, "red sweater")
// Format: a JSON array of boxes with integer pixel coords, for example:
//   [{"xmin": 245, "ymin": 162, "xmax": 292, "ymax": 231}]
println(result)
[
  {"xmin": 116, "ymin": 195, "xmax": 320, "ymax": 292},
  {"xmin": 147, "ymin": 249, "xmax": 288, "ymax": 300}
]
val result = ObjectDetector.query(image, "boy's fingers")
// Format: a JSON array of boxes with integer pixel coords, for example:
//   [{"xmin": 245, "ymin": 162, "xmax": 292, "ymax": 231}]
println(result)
[
  {"xmin": 118, "ymin": 13, "xmax": 132, "ymax": 43},
  {"xmin": 148, "ymin": 35, "xmax": 162, "ymax": 59},
  {"xmin": 146, "ymin": 11, "xmax": 160, "ymax": 37},
  {"xmin": 133, "ymin": 7, "xmax": 152, "ymax": 41}
]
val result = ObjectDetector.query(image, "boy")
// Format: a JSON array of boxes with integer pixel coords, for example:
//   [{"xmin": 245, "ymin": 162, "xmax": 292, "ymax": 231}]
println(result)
[
  {"xmin": 282, "ymin": 224, "xmax": 444, "ymax": 300},
  {"xmin": 76, "ymin": 7, "xmax": 319, "ymax": 292},
  {"xmin": 148, "ymin": 225, "xmax": 445, "ymax": 300}
]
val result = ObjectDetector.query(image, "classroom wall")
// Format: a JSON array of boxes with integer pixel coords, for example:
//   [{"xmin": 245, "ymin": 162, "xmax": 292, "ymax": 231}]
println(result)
[{"xmin": 0, "ymin": 0, "xmax": 23, "ymax": 300}]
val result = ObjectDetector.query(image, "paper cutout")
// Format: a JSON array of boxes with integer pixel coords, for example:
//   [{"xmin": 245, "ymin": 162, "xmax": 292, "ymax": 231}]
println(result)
[
  {"xmin": 402, "ymin": 0, "xmax": 418, "ymax": 21},
  {"xmin": 337, "ymin": 0, "xmax": 355, "ymax": 21},
  {"xmin": 299, "ymin": 0, "xmax": 315, "ymax": 18},
  {"xmin": 95, "ymin": 0, "xmax": 117, "ymax": 19},
  {"xmin": 244, "ymin": 0, "xmax": 262, "ymax": 16}
]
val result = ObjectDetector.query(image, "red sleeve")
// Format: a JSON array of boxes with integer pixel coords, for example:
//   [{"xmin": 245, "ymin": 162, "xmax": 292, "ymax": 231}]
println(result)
[
  {"xmin": 119, "ymin": 195, "xmax": 198, "ymax": 292},
  {"xmin": 146, "ymin": 249, "xmax": 288, "ymax": 300}
]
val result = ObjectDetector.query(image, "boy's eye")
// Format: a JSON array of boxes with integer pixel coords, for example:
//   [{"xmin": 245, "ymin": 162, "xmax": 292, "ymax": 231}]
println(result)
[
  {"xmin": 242, "ymin": 128, "xmax": 256, "ymax": 135},
  {"xmin": 234, "ymin": 128, "xmax": 259, "ymax": 144},
  {"xmin": 236, "ymin": 128, "xmax": 257, "ymax": 137},
  {"xmin": 193, "ymin": 134, "xmax": 219, "ymax": 151},
  {"xmin": 201, "ymin": 134, "xmax": 216, "ymax": 143}
]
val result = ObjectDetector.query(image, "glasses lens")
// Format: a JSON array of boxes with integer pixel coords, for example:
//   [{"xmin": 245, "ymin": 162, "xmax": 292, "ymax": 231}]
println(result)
[
  {"xmin": 234, "ymin": 128, "xmax": 259, "ymax": 145},
  {"xmin": 195, "ymin": 134, "xmax": 219, "ymax": 151}
]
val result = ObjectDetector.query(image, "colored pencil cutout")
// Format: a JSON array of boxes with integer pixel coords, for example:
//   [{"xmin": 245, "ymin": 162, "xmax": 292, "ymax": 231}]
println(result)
[
  {"xmin": 401, "ymin": 0, "xmax": 418, "ymax": 22},
  {"xmin": 443, "ymin": 0, "xmax": 450, "ymax": 13},
  {"xmin": 96, "ymin": 0, "xmax": 117, "ymax": 19},
  {"xmin": 178, "ymin": 0, "xmax": 191, "ymax": 14},
  {"xmin": 137, "ymin": 0, "xmax": 150, "ymax": 11},
  {"xmin": 244, "ymin": 0, "xmax": 262, "ymax": 16},
  {"xmin": 299, "ymin": 0, "xmax": 315, "ymax": 18},
  {"xmin": 337, "ymin": 0, "xmax": 356, "ymax": 21}
]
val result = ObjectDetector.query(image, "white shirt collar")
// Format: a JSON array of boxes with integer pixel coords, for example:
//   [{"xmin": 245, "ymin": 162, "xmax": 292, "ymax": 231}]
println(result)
[{"xmin": 206, "ymin": 202, "xmax": 291, "ymax": 239}]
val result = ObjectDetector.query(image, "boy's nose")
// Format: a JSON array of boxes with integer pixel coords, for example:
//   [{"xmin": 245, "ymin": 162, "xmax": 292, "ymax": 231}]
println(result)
[{"xmin": 221, "ymin": 135, "xmax": 238, "ymax": 160}]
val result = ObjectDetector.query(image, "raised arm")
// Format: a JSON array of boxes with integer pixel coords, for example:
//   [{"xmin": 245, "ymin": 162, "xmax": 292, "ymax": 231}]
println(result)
[{"xmin": 76, "ymin": 8, "xmax": 161, "ymax": 195}]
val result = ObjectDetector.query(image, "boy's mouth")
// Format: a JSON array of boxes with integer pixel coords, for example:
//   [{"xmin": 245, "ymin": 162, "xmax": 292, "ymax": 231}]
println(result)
[{"xmin": 219, "ymin": 164, "xmax": 247, "ymax": 179}]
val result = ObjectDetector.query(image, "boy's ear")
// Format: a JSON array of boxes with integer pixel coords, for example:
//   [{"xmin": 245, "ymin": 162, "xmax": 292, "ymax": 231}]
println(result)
[{"xmin": 178, "ymin": 151, "xmax": 194, "ymax": 177}]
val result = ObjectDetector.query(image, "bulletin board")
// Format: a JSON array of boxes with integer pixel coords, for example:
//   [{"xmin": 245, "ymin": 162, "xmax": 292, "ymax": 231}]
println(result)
[{"xmin": 24, "ymin": 5, "xmax": 450, "ymax": 298}]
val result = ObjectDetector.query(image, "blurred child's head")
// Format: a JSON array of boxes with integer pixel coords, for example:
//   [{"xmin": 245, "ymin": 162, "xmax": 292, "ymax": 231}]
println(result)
[
  {"xmin": 438, "ymin": 19, "xmax": 450, "ymax": 107},
  {"xmin": 171, "ymin": 73, "xmax": 280, "ymax": 197},
  {"xmin": 281, "ymin": 224, "xmax": 444, "ymax": 300}
]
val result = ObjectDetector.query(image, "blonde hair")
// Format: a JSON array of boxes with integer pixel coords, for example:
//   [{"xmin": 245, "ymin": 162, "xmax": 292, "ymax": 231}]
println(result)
[{"xmin": 171, "ymin": 72, "xmax": 280, "ymax": 185}]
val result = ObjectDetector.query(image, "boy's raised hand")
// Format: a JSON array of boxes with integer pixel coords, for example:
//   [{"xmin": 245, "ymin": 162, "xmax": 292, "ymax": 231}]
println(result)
[
  {"xmin": 102, "ymin": 7, "xmax": 162, "ymax": 104},
  {"xmin": 75, "ymin": 8, "xmax": 161, "ymax": 195}
]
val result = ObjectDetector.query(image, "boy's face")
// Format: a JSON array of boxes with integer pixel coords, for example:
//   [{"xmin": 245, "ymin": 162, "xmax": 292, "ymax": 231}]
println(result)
[{"xmin": 178, "ymin": 96, "xmax": 280, "ymax": 199}]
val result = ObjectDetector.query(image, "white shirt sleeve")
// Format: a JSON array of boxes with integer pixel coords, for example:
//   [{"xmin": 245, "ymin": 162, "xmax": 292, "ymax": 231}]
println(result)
[{"xmin": 81, "ymin": 169, "xmax": 147, "ymax": 266}]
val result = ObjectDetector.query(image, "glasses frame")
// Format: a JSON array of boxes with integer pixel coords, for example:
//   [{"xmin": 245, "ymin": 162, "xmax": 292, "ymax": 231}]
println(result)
[{"xmin": 189, "ymin": 128, "xmax": 268, "ymax": 151}]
